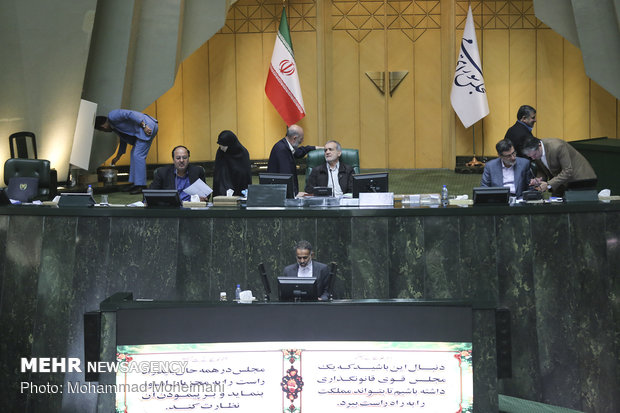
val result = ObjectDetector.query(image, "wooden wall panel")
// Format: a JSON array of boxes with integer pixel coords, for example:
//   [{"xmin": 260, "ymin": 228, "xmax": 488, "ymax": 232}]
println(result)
[
  {"xmin": 155, "ymin": 67, "xmax": 184, "ymax": 162},
  {"xmin": 590, "ymin": 80, "xmax": 617, "ymax": 139},
  {"xmin": 143, "ymin": 0, "xmax": 619, "ymax": 168},
  {"xmin": 387, "ymin": 30, "xmax": 414, "ymax": 169},
  {"xmin": 208, "ymin": 34, "xmax": 238, "ymax": 148},
  {"xmin": 563, "ymin": 39, "xmax": 589, "ymax": 141},
  {"xmin": 414, "ymin": 29, "xmax": 442, "ymax": 168},
  {"xmin": 537, "ymin": 29, "xmax": 563, "ymax": 139},
  {"xmin": 508, "ymin": 29, "xmax": 537, "ymax": 137},
  {"xmin": 359, "ymin": 31, "xmax": 387, "ymax": 168},
  {"xmin": 482, "ymin": 30, "xmax": 509, "ymax": 156},
  {"xmin": 327, "ymin": 32, "xmax": 360, "ymax": 151},
  {"xmin": 235, "ymin": 33, "xmax": 265, "ymax": 159},
  {"xmin": 181, "ymin": 43, "xmax": 212, "ymax": 161},
  {"xmin": 295, "ymin": 31, "xmax": 319, "ymax": 147}
]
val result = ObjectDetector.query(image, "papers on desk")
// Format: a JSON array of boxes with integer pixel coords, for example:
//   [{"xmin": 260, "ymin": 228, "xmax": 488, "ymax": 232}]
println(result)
[{"xmin": 183, "ymin": 179, "xmax": 213, "ymax": 198}]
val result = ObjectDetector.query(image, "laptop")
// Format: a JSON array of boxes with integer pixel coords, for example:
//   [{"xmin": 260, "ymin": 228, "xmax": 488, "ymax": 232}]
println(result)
[{"xmin": 7, "ymin": 177, "xmax": 38, "ymax": 202}]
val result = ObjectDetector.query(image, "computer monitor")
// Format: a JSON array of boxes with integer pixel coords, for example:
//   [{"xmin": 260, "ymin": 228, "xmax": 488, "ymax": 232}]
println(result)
[
  {"xmin": 277, "ymin": 277, "xmax": 318, "ymax": 302},
  {"xmin": 473, "ymin": 186, "xmax": 510, "ymax": 205},
  {"xmin": 352, "ymin": 172, "xmax": 389, "ymax": 198},
  {"xmin": 142, "ymin": 189, "xmax": 182, "ymax": 208},
  {"xmin": 259, "ymin": 173, "xmax": 295, "ymax": 198}
]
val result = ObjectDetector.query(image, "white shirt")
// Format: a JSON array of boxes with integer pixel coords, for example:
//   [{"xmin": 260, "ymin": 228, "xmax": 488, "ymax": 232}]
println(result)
[
  {"xmin": 501, "ymin": 161, "xmax": 516, "ymax": 194},
  {"xmin": 286, "ymin": 138, "xmax": 295, "ymax": 154},
  {"xmin": 297, "ymin": 260, "xmax": 313, "ymax": 277},
  {"xmin": 327, "ymin": 162, "xmax": 343, "ymax": 196},
  {"xmin": 540, "ymin": 143, "xmax": 550, "ymax": 170}
]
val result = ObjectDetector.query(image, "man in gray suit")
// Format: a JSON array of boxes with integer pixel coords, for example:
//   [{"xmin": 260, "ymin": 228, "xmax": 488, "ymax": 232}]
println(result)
[
  {"xmin": 481, "ymin": 139, "xmax": 533, "ymax": 197},
  {"xmin": 282, "ymin": 240, "xmax": 330, "ymax": 301},
  {"xmin": 521, "ymin": 137, "xmax": 596, "ymax": 196}
]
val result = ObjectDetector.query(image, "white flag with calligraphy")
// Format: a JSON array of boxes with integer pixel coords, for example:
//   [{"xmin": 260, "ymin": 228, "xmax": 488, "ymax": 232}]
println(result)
[{"xmin": 450, "ymin": 6, "xmax": 489, "ymax": 128}]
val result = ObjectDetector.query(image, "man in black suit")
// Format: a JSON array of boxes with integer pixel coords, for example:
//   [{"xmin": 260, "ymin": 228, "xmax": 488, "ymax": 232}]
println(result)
[
  {"xmin": 305, "ymin": 139, "xmax": 354, "ymax": 195},
  {"xmin": 504, "ymin": 105, "xmax": 536, "ymax": 157},
  {"xmin": 267, "ymin": 125, "xmax": 321, "ymax": 195},
  {"xmin": 149, "ymin": 145, "xmax": 207, "ymax": 201},
  {"xmin": 282, "ymin": 240, "xmax": 330, "ymax": 301}
]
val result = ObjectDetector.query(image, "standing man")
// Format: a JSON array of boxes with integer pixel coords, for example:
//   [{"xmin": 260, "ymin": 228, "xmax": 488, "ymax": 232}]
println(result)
[
  {"xmin": 282, "ymin": 240, "xmax": 330, "ymax": 301},
  {"xmin": 521, "ymin": 137, "xmax": 597, "ymax": 196},
  {"xmin": 304, "ymin": 140, "xmax": 354, "ymax": 196},
  {"xmin": 149, "ymin": 145, "xmax": 207, "ymax": 201},
  {"xmin": 505, "ymin": 105, "xmax": 536, "ymax": 156},
  {"xmin": 481, "ymin": 139, "xmax": 533, "ymax": 197},
  {"xmin": 267, "ymin": 125, "xmax": 321, "ymax": 195},
  {"xmin": 95, "ymin": 109, "xmax": 158, "ymax": 194}
]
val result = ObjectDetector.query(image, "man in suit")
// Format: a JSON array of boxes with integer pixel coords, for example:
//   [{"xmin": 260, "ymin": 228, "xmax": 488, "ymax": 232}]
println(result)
[
  {"xmin": 95, "ymin": 109, "xmax": 158, "ymax": 194},
  {"xmin": 149, "ymin": 145, "xmax": 208, "ymax": 201},
  {"xmin": 481, "ymin": 139, "xmax": 533, "ymax": 197},
  {"xmin": 267, "ymin": 125, "xmax": 321, "ymax": 196},
  {"xmin": 304, "ymin": 139, "xmax": 354, "ymax": 195},
  {"xmin": 521, "ymin": 137, "xmax": 597, "ymax": 196},
  {"xmin": 505, "ymin": 105, "xmax": 536, "ymax": 157},
  {"xmin": 282, "ymin": 240, "xmax": 330, "ymax": 301}
]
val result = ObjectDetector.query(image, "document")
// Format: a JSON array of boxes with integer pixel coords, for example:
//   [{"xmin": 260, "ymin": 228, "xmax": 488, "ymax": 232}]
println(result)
[{"xmin": 183, "ymin": 179, "xmax": 213, "ymax": 198}]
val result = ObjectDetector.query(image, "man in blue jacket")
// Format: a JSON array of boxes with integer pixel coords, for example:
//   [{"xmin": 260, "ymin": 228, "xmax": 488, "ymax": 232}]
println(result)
[
  {"xmin": 267, "ymin": 125, "xmax": 320, "ymax": 196},
  {"xmin": 95, "ymin": 109, "xmax": 158, "ymax": 194},
  {"xmin": 481, "ymin": 139, "xmax": 533, "ymax": 198}
]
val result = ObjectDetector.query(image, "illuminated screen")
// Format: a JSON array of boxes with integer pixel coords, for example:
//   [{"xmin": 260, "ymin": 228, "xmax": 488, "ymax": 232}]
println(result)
[{"xmin": 114, "ymin": 302, "xmax": 473, "ymax": 412}]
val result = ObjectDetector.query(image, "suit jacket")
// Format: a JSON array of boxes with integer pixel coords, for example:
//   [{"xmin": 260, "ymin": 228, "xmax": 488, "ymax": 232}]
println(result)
[
  {"xmin": 480, "ymin": 157, "xmax": 532, "ymax": 197},
  {"xmin": 504, "ymin": 121, "xmax": 534, "ymax": 157},
  {"xmin": 108, "ymin": 109, "xmax": 158, "ymax": 156},
  {"xmin": 305, "ymin": 162, "xmax": 355, "ymax": 194},
  {"xmin": 537, "ymin": 138, "xmax": 596, "ymax": 194},
  {"xmin": 282, "ymin": 260, "xmax": 330, "ymax": 301},
  {"xmin": 149, "ymin": 164, "xmax": 206, "ymax": 192},
  {"xmin": 267, "ymin": 138, "xmax": 315, "ymax": 194}
]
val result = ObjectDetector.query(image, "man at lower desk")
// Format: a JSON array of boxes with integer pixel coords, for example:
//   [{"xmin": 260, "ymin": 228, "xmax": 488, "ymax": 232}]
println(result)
[
  {"xmin": 283, "ymin": 240, "xmax": 330, "ymax": 301},
  {"xmin": 481, "ymin": 139, "xmax": 533, "ymax": 197}
]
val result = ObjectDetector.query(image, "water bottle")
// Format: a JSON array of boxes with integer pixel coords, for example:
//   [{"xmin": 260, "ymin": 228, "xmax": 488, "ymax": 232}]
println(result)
[
  {"xmin": 441, "ymin": 185, "xmax": 449, "ymax": 206},
  {"xmin": 87, "ymin": 185, "xmax": 93, "ymax": 197},
  {"xmin": 235, "ymin": 284, "xmax": 241, "ymax": 301}
]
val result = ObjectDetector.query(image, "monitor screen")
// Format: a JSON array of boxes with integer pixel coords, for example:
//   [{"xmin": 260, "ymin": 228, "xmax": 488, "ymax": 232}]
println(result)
[
  {"xmin": 277, "ymin": 277, "xmax": 318, "ymax": 301},
  {"xmin": 352, "ymin": 172, "xmax": 389, "ymax": 198},
  {"xmin": 259, "ymin": 173, "xmax": 295, "ymax": 198},
  {"xmin": 142, "ymin": 189, "xmax": 182, "ymax": 208},
  {"xmin": 473, "ymin": 186, "xmax": 510, "ymax": 205}
]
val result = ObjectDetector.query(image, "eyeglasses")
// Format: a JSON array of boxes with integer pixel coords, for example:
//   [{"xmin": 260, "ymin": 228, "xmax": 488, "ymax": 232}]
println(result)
[{"xmin": 500, "ymin": 151, "xmax": 516, "ymax": 159}]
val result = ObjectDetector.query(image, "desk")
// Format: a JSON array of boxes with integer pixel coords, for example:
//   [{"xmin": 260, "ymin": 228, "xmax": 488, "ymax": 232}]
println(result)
[{"xmin": 0, "ymin": 202, "xmax": 618, "ymax": 412}]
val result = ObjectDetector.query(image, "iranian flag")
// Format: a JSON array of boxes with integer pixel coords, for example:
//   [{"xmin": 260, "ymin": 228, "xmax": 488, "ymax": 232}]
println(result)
[{"xmin": 265, "ymin": 7, "xmax": 305, "ymax": 126}]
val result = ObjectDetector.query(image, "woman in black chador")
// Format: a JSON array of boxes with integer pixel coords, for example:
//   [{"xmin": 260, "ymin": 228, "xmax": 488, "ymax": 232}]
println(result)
[{"xmin": 213, "ymin": 130, "xmax": 252, "ymax": 196}]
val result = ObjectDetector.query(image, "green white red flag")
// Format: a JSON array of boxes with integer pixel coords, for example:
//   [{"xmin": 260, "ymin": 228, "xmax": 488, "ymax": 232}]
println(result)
[{"xmin": 265, "ymin": 7, "xmax": 305, "ymax": 126}]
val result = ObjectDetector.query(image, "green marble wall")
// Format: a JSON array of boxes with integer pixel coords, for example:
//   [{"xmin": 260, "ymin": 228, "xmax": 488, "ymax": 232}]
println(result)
[{"xmin": 0, "ymin": 207, "xmax": 618, "ymax": 412}]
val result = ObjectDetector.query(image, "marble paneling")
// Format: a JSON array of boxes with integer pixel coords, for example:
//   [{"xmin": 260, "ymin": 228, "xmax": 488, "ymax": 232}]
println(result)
[
  {"xmin": 177, "ymin": 217, "xmax": 213, "ymax": 300},
  {"xmin": 315, "ymin": 217, "xmax": 352, "ymax": 299},
  {"xmin": 350, "ymin": 217, "xmax": 389, "ymax": 298},
  {"xmin": 473, "ymin": 309, "xmax": 499, "ymax": 413},
  {"xmin": 245, "ymin": 218, "xmax": 283, "ymax": 301},
  {"xmin": 388, "ymin": 216, "xmax": 425, "ymax": 299},
  {"xmin": 212, "ymin": 217, "xmax": 249, "ymax": 299},
  {"xmin": 459, "ymin": 215, "xmax": 499, "ymax": 302},
  {"xmin": 423, "ymin": 216, "xmax": 460, "ymax": 298}
]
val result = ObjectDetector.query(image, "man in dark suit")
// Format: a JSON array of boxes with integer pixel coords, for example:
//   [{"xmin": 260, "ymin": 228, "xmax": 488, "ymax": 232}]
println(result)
[
  {"xmin": 504, "ymin": 105, "xmax": 536, "ymax": 156},
  {"xmin": 521, "ymin": 137, "xmax": 597, "ymax": 196},
  {"xmin": 149, "ymin": 145, "xmax": 207, "ymax": 201},
  {"xmin": 481, "ymin": 139, "xmax": 533, "ymax": 197},
  {"xmin": 267, "ymin": 125, "xmax": 321, "ymax": 195},
  {"xmin": 282, "ymin": 240, "xmax": 330, "ymax": 301},
  {"xmin": 305, "ymin": 139, "xmax": 354, "ymax": 195}
]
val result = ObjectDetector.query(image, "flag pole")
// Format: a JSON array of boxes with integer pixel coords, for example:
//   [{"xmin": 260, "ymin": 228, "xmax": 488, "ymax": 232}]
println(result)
[{"xmin": 466, "ymin": 123, "xmax": 483, "ymax": 167}]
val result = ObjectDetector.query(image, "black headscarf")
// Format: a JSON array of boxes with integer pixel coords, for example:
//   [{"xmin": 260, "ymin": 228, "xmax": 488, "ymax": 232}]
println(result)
[{"xmin": 213, "ymin": 130, "xmax": 252, "ymax": 196}]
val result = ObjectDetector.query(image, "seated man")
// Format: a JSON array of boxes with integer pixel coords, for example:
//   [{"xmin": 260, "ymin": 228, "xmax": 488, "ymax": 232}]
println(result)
[
  {"xmin": 304, "ymin": 140, "xmax": 354, "ymax": 196},
  {"xmin": 282, "ymin": 240, "xmax": 330, "ymax": 301},
  {"xmin": 149, "ymin": 145, "xmax": 207, "ymax": 201},
  {"xmin": 481, "ymin": 139, "xmax": 533, "ymax": 197},
  {"xmin": 521, "ymin": 136, "xmax": 597, "ymax": 196}
]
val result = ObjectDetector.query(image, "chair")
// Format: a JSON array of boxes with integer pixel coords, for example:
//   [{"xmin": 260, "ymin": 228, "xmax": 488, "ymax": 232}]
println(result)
[
  {"xmin": 3, "ymin": 158, "xmax": 57, "ymax": 200},
  {"xmin": 305, "ymin": 148, "xmax": 361, "ymax": 184},
  {"xmin": 9, "ymin": 131, "xmax": 38, "ymax": 159}
]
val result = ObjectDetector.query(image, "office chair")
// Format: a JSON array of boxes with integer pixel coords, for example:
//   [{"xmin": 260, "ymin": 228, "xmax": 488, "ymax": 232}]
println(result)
[
  {"xmin": 9, "ymin": 131, "xmax": 38, "ymax": 159},
  {"xmin": 3, "ymin": 158, "xmax": 57, "ymax": 200},
  {"xmin": 305, "ymin": 148, "xmax": 360, "ymax": 185}
]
